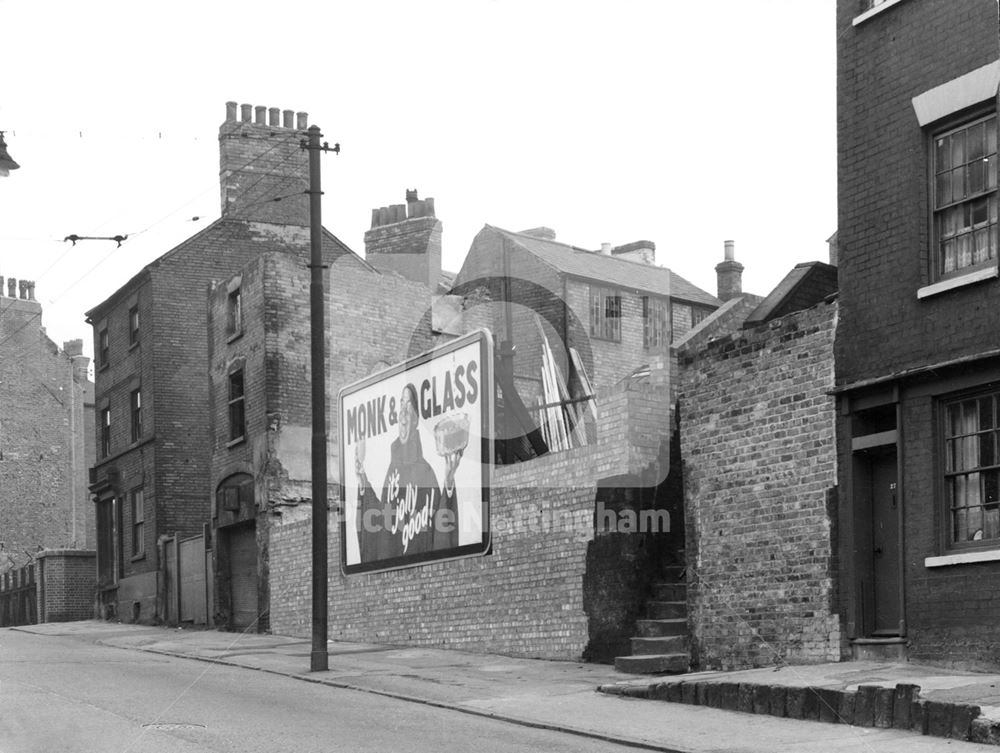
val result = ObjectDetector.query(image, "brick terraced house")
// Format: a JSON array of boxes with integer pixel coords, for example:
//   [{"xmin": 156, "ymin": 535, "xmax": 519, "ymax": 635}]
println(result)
[
  {"xmin": 835, "ymin": 0, "xmax": 1000, "ymax": 667},
  {"xmin": 85, "ymin": 102, "xmax": 352, "ymax": 624}
]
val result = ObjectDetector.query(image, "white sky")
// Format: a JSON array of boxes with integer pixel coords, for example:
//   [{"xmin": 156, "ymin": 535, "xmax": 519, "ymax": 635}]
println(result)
[{"xmin": 0, "ymin": 0, "xmax": 836, "ymax": 361}]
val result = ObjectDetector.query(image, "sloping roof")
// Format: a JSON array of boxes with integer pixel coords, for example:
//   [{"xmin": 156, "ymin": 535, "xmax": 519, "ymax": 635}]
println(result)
[
  {"xmin": 493, "ymin": 226, "xmax": 720, "ymax": 308},
  {"xmin": 743, "ymin": 261, "xmax": 838, "ymax": 327},
  {"xmin": 85, "ymin": 219, "xmax": 360, "ymax": 321}
]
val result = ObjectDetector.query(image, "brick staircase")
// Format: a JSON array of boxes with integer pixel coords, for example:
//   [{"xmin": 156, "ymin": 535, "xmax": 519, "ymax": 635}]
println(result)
[{"xmin": 614, "ymin": 564, "xmax": 691, "ymax": 674}]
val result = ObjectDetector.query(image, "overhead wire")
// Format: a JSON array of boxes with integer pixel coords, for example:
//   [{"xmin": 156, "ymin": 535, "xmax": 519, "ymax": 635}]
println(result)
[{"xmin": 0, "ymin": 130, "xmax": 312, "ymax": 351}]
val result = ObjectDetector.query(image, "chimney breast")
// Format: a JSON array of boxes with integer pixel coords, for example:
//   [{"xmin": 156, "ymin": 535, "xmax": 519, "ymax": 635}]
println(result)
[{"xmin": 715, "ymin": 240, "xmax": 744, "ymax": 302}]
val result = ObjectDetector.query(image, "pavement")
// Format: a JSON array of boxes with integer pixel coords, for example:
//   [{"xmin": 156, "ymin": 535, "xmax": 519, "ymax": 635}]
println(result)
[{"xmin": 11, "ymin": 620, "xmax": 1000, "ymax": 752}]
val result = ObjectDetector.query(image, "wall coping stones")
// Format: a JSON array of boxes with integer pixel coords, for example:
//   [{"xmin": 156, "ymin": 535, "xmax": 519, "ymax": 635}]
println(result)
[{"xmin": 596, "ymin": 679, "xmax": 986, "ymax": 743}]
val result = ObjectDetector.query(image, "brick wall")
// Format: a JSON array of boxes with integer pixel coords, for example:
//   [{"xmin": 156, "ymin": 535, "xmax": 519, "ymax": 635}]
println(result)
[
  {"xmin": 35, "ymin": 549, "xmax": 96, "ymax": 622},
  {"xmin": 269, "ymin": 372, "xmax": 675, "ymax": 659},
  {"xmin": 0, "ymin": 289, "xmax": 93, "ymax": 564},
  {"xmin": 835, "ymin": 0, "xmax": 999, "ymax": 385},
  {"xmin": 679, "ymin": 301, "xmax": 841, "ymax": 669}
]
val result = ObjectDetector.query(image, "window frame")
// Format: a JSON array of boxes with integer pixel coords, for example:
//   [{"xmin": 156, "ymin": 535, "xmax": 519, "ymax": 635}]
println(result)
[
  {"xmin": 228, "ymin": 369, "xmax": 246, "ymax": 443},
  {"xmin": 130, "ymin": 388, "xmax": 142, "ymax": 443},
  {"xmin": 130, "ymin": 488, "xmax": 145, "ymax": 559},
  {"xmin": 930, "ymin": 110, "xmax": 998, "ymax": 284},
  {"xmin": 940, "ymin": 387, "xmax": 1000, "ymax": 552},
  {"xmin": 100, "ymin": 406, "xmax": 111, "ymax": 458},
  {"xmin": 642, "ymin": 295, "xmax": 669, "ymax": 350},
  {"xmin": 128, "ymin": 306, "xmax": 140, "ymax": 347},
  {"xmin": 98, "ymin": 328, "xmax": 109, "ymax": 370},
  {"xmin": 589, "ymin": 286, "xmax": 622, "ymax": 343},
  {"xmin": 226, "ymin": 287, "xmax": 242, "ymax": 339}
]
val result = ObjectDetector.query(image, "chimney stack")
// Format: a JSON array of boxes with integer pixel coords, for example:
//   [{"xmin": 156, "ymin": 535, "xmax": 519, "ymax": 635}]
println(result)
[
  {"xmin": 715, "ymin": 240, "xmax": 744, "ymax": 302},
  {"xmin": 364, "ymin": 189, "xmax": 443, "ymax": 291},
  {"xmin": 219, "ymin": 101, "xmax": 311, "ymax": 226},
  {"xmin": 611, "ymin": 240, "xmax": 656, "ymax": 265}
]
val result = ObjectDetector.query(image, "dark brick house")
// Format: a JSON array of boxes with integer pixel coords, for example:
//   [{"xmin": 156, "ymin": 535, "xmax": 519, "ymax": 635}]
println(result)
[
  {"xmin": 85, "ymin": 102, "xmax": 351, "ymax": 624},
  {"xmin": 835, "ymin": 0, "xmax": 1000, "ymax": 667}
]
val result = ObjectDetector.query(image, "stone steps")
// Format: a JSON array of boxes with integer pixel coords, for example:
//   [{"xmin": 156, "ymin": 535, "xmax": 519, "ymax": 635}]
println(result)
[
  {"xmin": 614, "ymin": 653, "xmax": 689, "ymax": 674},
  {"xmin": 614, "ymin": 566, "xmax": 690, "ymax": 675}
]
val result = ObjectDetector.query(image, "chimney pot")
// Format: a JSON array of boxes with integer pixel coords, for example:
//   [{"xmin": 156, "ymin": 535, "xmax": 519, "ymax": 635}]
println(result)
[
  {"xmin": 282, "ymin": 110, "xmax": 294, "ymax": 128},
  {"xmin": 26, "ymin": 281, "xmax": 35, "ymax": 301},
  {"xmin": 296, "ymin": 111, "xmax": 308, "ymax": 130},
  {"xmin": 600, "ymin": 243, "xmax": 612, "ymax": 255},
  {"xmin": 240, "ymin": 104, "xmax": 252, "ymax": 122},
  {"xmin": 716, "ymin": 240, "xmax": 745, "ymax": 302},
  {"xmin": 0, "ymin": 276, "xmax": 4, "ymax": 296},
  {"xmin": 255, "ymin": 106, "xmax": 266, "ymax": 125},
  {"xmin": 268, "ymin": 107, "xmax": 280, "ymax": 127},
  {"xmin": 226, "ymin": 101, "xmax": 238, "ymax": 121},
  {"xmin": 7, "ymin": 278, "xmax": 15, "ymax": 297}
]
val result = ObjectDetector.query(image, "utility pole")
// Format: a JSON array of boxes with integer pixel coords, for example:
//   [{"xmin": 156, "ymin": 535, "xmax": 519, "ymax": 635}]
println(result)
[{"xmin": 302, "ymin": 124, "xmax": 339, "ymax": 673}]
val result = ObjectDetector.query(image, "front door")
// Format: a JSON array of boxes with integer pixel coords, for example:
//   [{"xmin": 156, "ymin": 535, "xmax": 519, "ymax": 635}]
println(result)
[
  {"xmin": 228, "ymin": 522, "xmax": 258, "ymax": 631},
  {"xmin": 869, "ymin": 452, "xmax": 901, "ymax": 634}
]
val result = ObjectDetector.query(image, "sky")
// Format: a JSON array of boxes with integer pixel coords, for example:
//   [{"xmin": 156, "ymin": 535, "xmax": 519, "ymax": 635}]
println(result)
[{"xmin": 0, "ymin": 1, "xmax": 836, "ymax": 363}]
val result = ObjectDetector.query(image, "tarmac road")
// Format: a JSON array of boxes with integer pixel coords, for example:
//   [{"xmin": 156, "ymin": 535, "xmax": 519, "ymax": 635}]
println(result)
[{"xmin": 0, "ymin": 627, "xmax": 640, "ymax": 753}]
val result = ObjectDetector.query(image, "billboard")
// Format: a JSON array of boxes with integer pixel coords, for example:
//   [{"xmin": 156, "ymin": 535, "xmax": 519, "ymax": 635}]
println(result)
[{"xmin": 339, "ymin": 330, "xmax": 492, "ymax": 574}]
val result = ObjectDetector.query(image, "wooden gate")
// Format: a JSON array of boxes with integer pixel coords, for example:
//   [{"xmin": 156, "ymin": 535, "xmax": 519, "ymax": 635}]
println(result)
[{"xmin": 163, "ymin": 529, "xmax": 212, "ymax": 626}]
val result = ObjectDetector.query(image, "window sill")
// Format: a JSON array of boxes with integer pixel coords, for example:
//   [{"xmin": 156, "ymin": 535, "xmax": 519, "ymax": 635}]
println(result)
[
  {"xmin": 227, "ymin": 330, "xmax": 243, "ymax": 344},
  {"xmin": 925, "ymin": 549, "xmax": 1000, "ymax": 568},
  {"xmin": 852, "ymin": 0, "xmax": 906, "ymax": 26},
  {"xmin": 128, "ymin": 341, "xmax": 139, "ymax": 352},
  {"xmin": 226, "ymin": 436, "xmax": 246, "ymax": 449},
  {"xmin": 917, "ymin": 266, "xmax": 998, "ymax": 299},
  {"xmin": 130, "ymin": 553, "xmax": 146, "ymax": 563}
]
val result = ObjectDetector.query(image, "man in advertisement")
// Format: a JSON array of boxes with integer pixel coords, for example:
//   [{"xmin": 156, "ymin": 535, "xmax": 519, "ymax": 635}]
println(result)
[{"xmin": 354, "ymin": 384, "xmax": 462, "ymax": 562}]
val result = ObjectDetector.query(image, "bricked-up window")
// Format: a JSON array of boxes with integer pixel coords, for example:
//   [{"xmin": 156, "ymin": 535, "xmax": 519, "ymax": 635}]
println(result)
[
  {"xmin": 691, "ymin": 306, "xmax": 709, "ymax": 328},
  {"xmin": 130, "ymin": 488, "xmax": 144, "ymax": 558},
  {"xmin": 130, "ymin": 388, "xmax": 142, "ymax": 443},
  {"xmin": 589, "ymin": 286, "xmax": 621, "ymax": 342},
  {"xmin": 944, "ymin": 391, "xmax": 1000, "ymax": 545},
  {"xmin": 101, "ymin": 407, "xmax": 111, "ymax": 457},
  {"xmin": 228, "ymin": 369, "xmax": 246, "ymax": 442},
  {"xmin": 128, "ymin": 306, "xmax": 139, "ymax": 346},
  {"xmin": 218, "ymin": 473, "xmax": 254, "ymax": 513},
  {"xmin": 99, "ymin": 328, "xmax": 109, "ymax": 369},
  {"xmin": 934, "ymin": 114, "xmax": 998, "ymax": 279},
  {"xmin": 642, "ymin": 296, "xmax": 669, "ymax": 349},
  {"xmin": 227, "ymin": 288, "xmax": 242, "ymax": 337}
]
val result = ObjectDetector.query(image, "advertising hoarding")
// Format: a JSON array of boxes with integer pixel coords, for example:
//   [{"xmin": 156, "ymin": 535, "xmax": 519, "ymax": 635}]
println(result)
[{"xmin": 339, "ymin": 330, "xmax": 492, "ymax": 574}]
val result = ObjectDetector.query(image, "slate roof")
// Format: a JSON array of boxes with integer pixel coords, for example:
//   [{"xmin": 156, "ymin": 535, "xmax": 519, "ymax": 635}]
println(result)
[
  {"xmin": 493, "ymin": 226, "xmax": 719, "ymax": 308},
  {"xmin": 743, "ymin": 261, "xmax": 838, "ymax": 327}
]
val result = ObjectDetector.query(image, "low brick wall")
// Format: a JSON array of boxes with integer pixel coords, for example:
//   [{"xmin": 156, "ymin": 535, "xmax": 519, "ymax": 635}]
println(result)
[
  {"xmin": 678, "ymin": 302, "xmax": 842, "ymax": 669},
  {"xmin": 35, "ymin": 549, "xmax": 96, "ymax": 622},
  {"xmin": 270, "ymin": 377, "xmax": 676, "ymax": 660}
]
